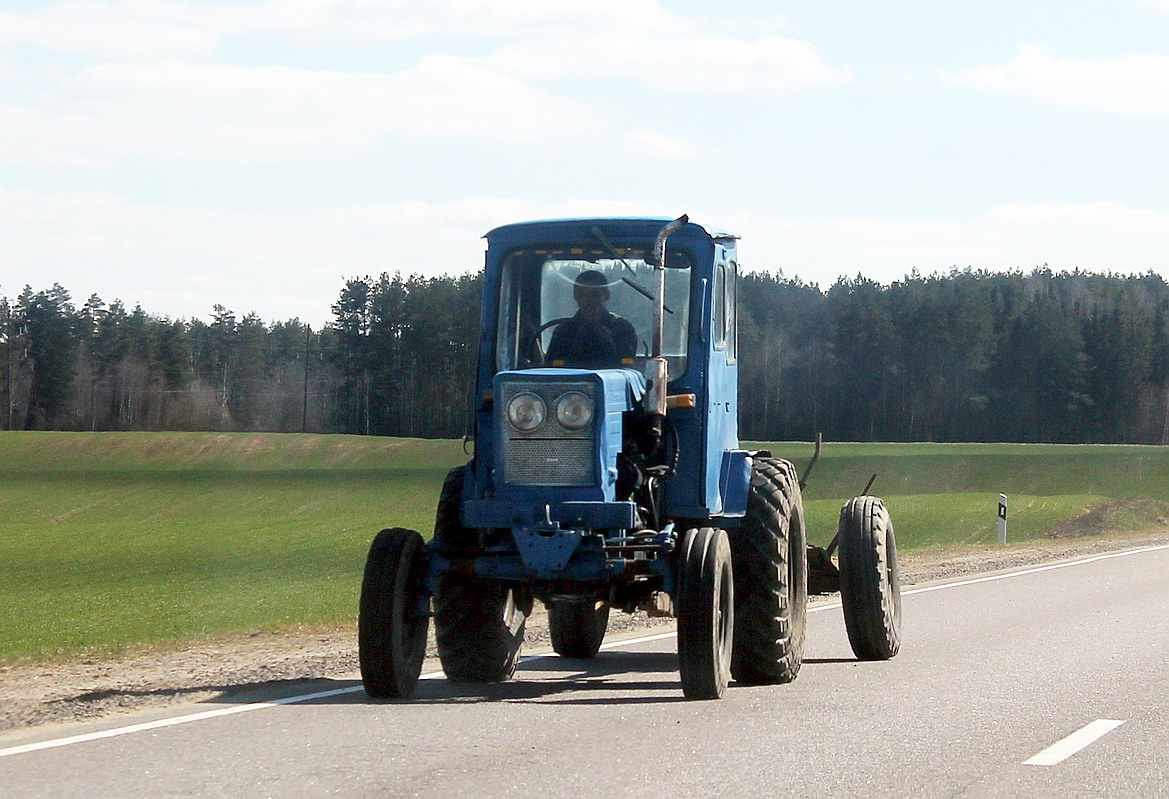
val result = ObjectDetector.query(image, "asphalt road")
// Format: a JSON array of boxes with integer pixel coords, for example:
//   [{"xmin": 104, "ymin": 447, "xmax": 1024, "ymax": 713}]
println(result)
[{"xmin": 3, "ymin": 544, "xmax": 1168, "ymax": 798}]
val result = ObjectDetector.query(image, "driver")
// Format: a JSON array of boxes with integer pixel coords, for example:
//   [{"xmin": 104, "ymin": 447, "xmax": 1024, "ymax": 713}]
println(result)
[{"xmin": 546, "ymin": 270, "xmax": 637, "ymax": 369}]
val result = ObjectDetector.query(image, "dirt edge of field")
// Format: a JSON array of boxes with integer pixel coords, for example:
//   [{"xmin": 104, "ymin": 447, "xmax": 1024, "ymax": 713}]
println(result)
[{"xmin": 4, "ymin": 530, "xmax": 1168, "ymax": 734}]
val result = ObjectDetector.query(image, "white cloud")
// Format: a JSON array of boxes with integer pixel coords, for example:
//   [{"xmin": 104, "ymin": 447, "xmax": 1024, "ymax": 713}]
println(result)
[
  {"xmin": 490, "ymin": 31, "xmax": 848, "ymax": 93},
  {"xmin": 0, "ymin": 103, "xmax": 115, "ymax": 168},
  {"xmin": 1, "ymin": 57, "xmax": 596, "ymax": 166},
  {"xmin": 0, "ymin": 1, "xmax": 227, "ymax": 59},
  {"xmin": 941, "ymin": 44, "xmax": 1169, "ymax": 115},
  {"xmin": 5, "ymin": 189, "xmax": 1167, "ymax": 326},
  {"xmin": 0, "ymin": 189, "xmax": 666, "ymax": 324},
  {"xmin": 0, "ymin": 2, "xmax": 842, "ymax": 167},
  {"xmin": 718, "ymin": 203, "xmax": 1169, "ymax": 283},
  {"xmin": 0, "ymin": 1, "xmax": 844, "ymax": 94},
  {"xmin": 0, "ymin": 0, "xmax": 805, "ymax": 55},
  {"xmin": 620, "ymin": 130, "xmax": 701, "ymax": 159}
]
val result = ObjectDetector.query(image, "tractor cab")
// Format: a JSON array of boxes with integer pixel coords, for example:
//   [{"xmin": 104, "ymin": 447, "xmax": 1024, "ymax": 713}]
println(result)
[{"xmin": 464, "ymin": 217, "xmax": 750, "ymax": 540}]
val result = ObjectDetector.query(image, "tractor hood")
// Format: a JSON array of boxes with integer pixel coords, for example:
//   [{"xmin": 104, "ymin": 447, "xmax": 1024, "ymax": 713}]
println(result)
[{"xmin": 462, "ymin": 366, "xmax": 646, "ymax": 532}]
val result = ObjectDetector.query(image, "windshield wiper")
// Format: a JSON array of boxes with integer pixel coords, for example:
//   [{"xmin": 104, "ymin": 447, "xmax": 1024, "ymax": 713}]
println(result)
[{"xmin": 588, "ymin": 225, "xmax": 674, "ymax": 315}]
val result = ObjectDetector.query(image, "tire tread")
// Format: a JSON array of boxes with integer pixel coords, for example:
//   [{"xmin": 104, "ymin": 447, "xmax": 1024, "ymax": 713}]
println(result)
[
  {"xmin": 729, "ymin": 457, "xmax": 808, "ymax": 684},
  {"xmin": 359, "ymin": 527, "xmax": 428, "ymax": 698},
  {"xmin": 838, "ymin": 496, "xmax": 901, "ymax": 660},
  {"xmin": 432, "ymin": 467, "xmax": 526, "ymax": 682}
]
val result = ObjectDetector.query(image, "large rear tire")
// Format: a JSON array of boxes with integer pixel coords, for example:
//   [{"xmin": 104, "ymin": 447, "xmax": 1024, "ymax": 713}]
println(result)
[
  {"xmin": 549, "ymin": 595, "xmax": 610, "ymax": 659},
  {"xmin": 729, "ymin": 457, "xmax": 808, "ymax": 684},
  {"xmin": 435, "ymin": 580, "xmax": 527, "ymax": 681},
  {"xmin": 677, "ymin": 527, "xmax": 734, "ymax": 700},
  {"xmin": 359, "ymin": 528, "xmax": 429, "ymax": 699},
  {"xmin": 433, "ymin": 467, "xmax": 527, "ymax": 682},
  {"xmin": 838, "ymin": 495, "xmax": 902, "ymax": 660}
]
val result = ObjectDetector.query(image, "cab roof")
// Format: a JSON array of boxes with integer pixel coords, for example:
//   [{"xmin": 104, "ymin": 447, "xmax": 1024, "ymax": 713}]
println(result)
[{"xmin": 484, "ymin": 217, "xmax": 739, "ymax": 244}]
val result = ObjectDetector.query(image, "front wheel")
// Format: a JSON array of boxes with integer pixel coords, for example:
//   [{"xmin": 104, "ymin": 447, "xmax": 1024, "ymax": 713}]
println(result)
[
  {"xmin": 359, "ymin": 528, "xmax": 430, "ymax": 698},
  {"xmin": 677, "ymin": 527, "xmax": 734, "ymax": 700},
  {"xmin": 838, "ymin": 496, "xmax": 902, "ymax": 660}
]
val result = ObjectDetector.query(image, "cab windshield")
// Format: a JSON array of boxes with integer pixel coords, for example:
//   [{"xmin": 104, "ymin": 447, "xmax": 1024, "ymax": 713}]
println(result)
[{"xmin": 495, "ymin": 248, "xmax": 692, "ymax": 379}]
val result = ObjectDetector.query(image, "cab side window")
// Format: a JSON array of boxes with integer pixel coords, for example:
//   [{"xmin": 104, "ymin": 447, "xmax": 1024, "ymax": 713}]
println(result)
[
  {"xmin": 726, "ymin": 260, "xmax": 737, "ymax": 363},
  {"xmin": 713, "ymin": 262, "xmax": 727, "ymax": 351}
]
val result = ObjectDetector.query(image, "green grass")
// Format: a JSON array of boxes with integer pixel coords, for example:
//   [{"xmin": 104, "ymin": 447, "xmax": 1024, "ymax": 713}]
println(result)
[
  {"xmin": 754, "ymin": 441, "xmax": 1169, "ymax": 550},
  {"xmin": 3, "ymin": 432, "xmax": 1168, "ymax": 663},
  {"xmin": 0, "ymin": 432, "xmax": 467, "ymax": 662}
]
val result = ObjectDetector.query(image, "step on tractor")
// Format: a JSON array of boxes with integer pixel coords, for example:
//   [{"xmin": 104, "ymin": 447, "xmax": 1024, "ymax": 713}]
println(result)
[{"xmin": 359, "ymin": 216, "xmax": 902, "ymax": 700}]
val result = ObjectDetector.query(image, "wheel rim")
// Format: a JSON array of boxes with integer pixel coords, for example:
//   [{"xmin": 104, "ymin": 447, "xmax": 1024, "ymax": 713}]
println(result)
[
  {"xmin": 398, "ymin": 545, "xmax": 429, "ymax": 668},
  {"xmin": 716, "ymin": 553, "xmax": 733, "ymax": 670},
  {"xmin": 883, "ymin": 522, "xmax": 902, "ymax": 624}
]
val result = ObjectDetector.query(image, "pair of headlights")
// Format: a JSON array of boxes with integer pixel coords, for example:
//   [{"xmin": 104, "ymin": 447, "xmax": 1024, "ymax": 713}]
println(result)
[{"xmin": 506, "ymin": 391, "xmax": 594, "ymax": 432}]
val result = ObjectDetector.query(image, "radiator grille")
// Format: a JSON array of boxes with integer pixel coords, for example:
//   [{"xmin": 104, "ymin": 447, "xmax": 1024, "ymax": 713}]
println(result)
[
  {"xmin": 501, "ymin": 381, "xmax": 596, "ymax": 486},
  {"xmin": 503, "ymin": 438, "xmax": 595, "ymax": 486}
]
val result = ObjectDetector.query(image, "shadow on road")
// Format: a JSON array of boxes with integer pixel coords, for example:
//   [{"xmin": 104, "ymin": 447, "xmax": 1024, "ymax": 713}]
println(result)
[
  {"xmin": 376, "ymin": 649, "xmax": 687, "ymax": 705},
  {"xmin": 150, "ymin": 649, "xmax": 860, "ymax": 711},
  {"xmin": 192, "ymin": 649, "xmax": 691, "ymax": 707},
  {"xmin": 54, "ymin": 678, "xmax": 341, "ymax": 709}
]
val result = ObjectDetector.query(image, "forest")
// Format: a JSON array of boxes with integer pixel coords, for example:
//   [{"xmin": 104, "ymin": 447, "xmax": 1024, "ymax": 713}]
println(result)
[{"xmin": 3, "ymin": 267, "xmax": 1169, "ymax": 444}]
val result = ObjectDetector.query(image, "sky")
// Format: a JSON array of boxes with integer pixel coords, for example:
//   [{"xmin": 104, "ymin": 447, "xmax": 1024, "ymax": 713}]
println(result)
[{"xmin": 1, "ymin": 0, "xmax": 1168, "ymax": 327}]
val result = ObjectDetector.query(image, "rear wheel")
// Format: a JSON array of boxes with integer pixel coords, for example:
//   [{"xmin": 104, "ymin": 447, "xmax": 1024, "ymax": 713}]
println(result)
[
  {"xmin": 433, "ymin": 467, "xmax": 527, "ymax": 682},
  {"xmin": 677, "ymin": 527, "xmax": 734, "ymax": 700},
  {"xmin": 359, "ymin": 528, "xmax": 429, "ymax": 698},
  {"xmin": 838, "ymin": 495, "xmax": 902, "ymax": 660},
  {"xmin": 549, "ymin": 595, "xmax": 610, "ymax": 659},
  {"xmin": 435, "ymin": 579, "xmax": 527, "ymax": 681},
  {"xmin": 729, "ymin": 457, "xmax": 808, "ymax": 684}
]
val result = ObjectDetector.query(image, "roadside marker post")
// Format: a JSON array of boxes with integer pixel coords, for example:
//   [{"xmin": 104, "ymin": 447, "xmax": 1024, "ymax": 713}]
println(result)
[{"xmin": 998, "ymin": 493, "xmax": 1007, "ymax": 544}]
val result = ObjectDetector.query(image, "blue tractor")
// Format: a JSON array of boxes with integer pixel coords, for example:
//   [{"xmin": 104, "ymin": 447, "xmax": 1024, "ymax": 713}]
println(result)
[{"xmin": 358, "ymin": 216, "xmax": 901, "ymax": 700}]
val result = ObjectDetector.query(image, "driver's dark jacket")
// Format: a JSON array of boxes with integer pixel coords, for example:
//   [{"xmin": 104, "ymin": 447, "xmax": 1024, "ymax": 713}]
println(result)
[{"xmin": 546, "ymin": 311, "xmax": 637, "ymax": 369}]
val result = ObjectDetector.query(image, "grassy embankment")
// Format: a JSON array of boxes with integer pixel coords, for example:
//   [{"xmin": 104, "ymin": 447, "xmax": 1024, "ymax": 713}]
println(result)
[
  {"xmin": 2, "ymin": 432, "xmax": 1168, "ymax": 662},
  {"xmin": 779, "ymin": 441, "xmax": 1169, "ymax": 550}
]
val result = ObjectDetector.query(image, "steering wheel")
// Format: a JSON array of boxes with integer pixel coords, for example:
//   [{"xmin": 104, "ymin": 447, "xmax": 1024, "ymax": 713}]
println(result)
[
  {"xmin": 524, "ymin": 317, "xmax": 574, "ymax": 366},
  {"xmin": 537, "ymin": 316, "xmax": 574, "ymax": 336}
]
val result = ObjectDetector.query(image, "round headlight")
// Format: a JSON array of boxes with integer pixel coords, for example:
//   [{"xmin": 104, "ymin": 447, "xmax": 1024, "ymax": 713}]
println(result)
[
  {"xmin": 506, "ymin": 392, "xmax": 546, "ymax": 432},
  {"xmin": 555, "ymin": 391, "xmax": 594, "ymax": 430}
]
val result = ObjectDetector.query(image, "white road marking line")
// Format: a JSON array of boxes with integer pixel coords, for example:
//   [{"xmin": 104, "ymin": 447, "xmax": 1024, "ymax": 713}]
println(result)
[
  {"xmin": 901, "ymin": 544, "xmax": 1169, "ymax": 598},
  {"xmin": 0, "ymin": 629, "xmax": 676, "ymax": 760},
  {"xmin": 2, "ymin": 543, "xmax": 1164, "ymax": 760},
  {"xmin": 598, "ymin": 630, "xmax": 677, "ymax": 650},
  {"xmin": 1024, "ymin": 719, "xmax": 1126, "ymax": 766},
  {"xmin": 0, "ymin": 684, "xmax": 364, "ymax": 759},
  {"xmin": 809, "ymin": 601, "xmax": 842, "ymax": 613}
]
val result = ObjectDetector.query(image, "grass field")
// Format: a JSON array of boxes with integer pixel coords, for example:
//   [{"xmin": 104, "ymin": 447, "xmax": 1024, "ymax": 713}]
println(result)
[
  {"xmin": 775, "ymin": 440, "xmax": 1169, "ymax": 550},
  {"xmin": 3, "ymin": 431, "xmax": 1168, "ymax": 663}
]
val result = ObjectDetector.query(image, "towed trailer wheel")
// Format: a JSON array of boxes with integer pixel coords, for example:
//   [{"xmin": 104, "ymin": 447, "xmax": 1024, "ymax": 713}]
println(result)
[
  {"xmin": 677, "ymin": 527, "xmax": 734, "ymax": 699},
  {"xmin": 838, "ymin": 496, "xmax": 902, "ymax": 660},
  {"xmin": 359, "ymin": 528, "xmax": 430, "ymax": 699}
]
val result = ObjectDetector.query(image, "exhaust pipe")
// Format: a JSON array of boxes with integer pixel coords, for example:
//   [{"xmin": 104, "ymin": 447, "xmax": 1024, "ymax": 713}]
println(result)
[{"xmin": 645, "ymin": 215, "xmax": 688, "ymax": 416}]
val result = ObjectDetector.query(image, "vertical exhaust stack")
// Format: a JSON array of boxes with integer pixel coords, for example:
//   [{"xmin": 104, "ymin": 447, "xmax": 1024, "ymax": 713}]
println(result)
[{"xmin": 645, "ymin": 214, "xmax": 688, "ymax": 417}]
